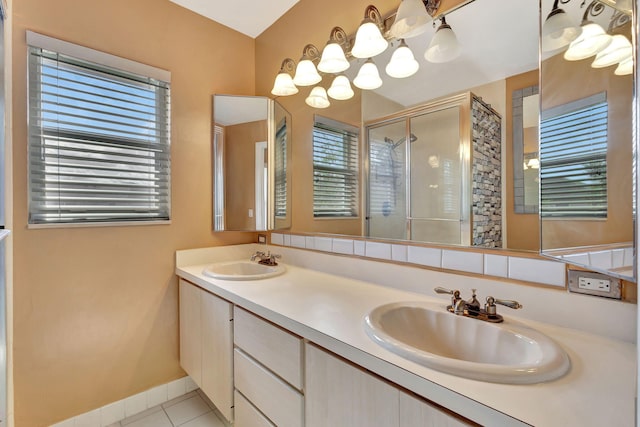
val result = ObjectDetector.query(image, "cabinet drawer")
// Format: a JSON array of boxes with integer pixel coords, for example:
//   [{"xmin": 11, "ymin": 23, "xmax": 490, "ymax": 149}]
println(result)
[
  {"xmin": 234, "ymin": 307, "xmax": 303, "ymax": 389},
  {"xmin": 235, "ymin": 390, "xmax": 275, "ymax": 427},
  {"xmin": 234, "ymin": 349, "xmax": 303, "ymax": 427}
]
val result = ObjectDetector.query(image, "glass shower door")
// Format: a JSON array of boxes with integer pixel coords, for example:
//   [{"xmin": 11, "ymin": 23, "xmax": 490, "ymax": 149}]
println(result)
[{"xmin": 366, "ymin": 120, "xmax": 407, "ymax": 240}]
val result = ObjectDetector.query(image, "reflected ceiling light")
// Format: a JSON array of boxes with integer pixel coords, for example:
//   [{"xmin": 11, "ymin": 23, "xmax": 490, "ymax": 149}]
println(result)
[
  {"xmin": 564, "ymin": 23, "xmax": 612, "ymax": 60},
  {"xmin": 327, "ymin": 75, "xmax": 354, "ymax": 100},
  {"xmin": 293, "ymin": 44, "xmax": 322, "ymax": 86},
  {"xmin": 353, "ymin": 58, "xmax": 383, "ymax": 90},
  {"xmin": 527, "ymin": 158, "xmax": 540, "ymax": 169},
  {"xmin": 592, "ymin": 34, "xmax": 632, "ymax": 68},
  {"xmin": 390, "ymin": 0, "xmax": 433, "ymax": 39},
  {"xmin": 305, "ymin": 86, "xmax": 331, "ymax": 108},
  {"xmin": 386, "ymin": 39, "xmax": 419, "ymax": 78},
  {"xmin": 318, "ymin": 27, "xmax": 351, "ymax": 74},
  {"xmin": 271, "ymin": 58, "xmax": 299, "ymax": 97},
  {"xmin": 424, "ymin": 16, "xmax": 461, "ymax": 63},
  {"xmin": 542, "ymin": 0, "xmax": 582, "ymax": 52},
  {"xmin": 614, "ymin": 56, "xmax": 633, "ymax": 75},
  {"xmin": 351, "ymin": 5, "xmax": 388, "ymax": 59}
]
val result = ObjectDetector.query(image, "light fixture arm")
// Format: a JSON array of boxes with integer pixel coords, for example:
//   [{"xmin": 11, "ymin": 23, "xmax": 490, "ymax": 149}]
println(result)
[
  {"xmin": 278, "ymin": 58, "xmax": 296, "ymax": 74},
  {"xmin": 328, "ymin": 26, "xmax": 350, "ymax": 51},
  {"xmin": 300, "ymin": 44, "xmax": 321, "ymax": 62},
  {"xmin": 422, "ymin": 0, "xmax": 441, "ymax": 17},
  {"xmin": 581, "ymin": 0, "xmax": 606, "ymax": 23},
  {"xmin": 363, "ymin": 5, "xmax": 385, "ymax": 31}
]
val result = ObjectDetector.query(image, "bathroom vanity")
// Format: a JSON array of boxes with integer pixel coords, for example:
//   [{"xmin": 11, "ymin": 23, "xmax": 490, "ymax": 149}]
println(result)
[{"xmin": 176, "ymin": 244, "xmax": 636, "ymax": 426}]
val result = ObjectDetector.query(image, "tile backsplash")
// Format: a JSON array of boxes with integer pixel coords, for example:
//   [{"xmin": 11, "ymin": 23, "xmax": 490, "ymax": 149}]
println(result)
[{"xmin": 270, "ymin": 233, "xmax": 567, "ymax": 288}]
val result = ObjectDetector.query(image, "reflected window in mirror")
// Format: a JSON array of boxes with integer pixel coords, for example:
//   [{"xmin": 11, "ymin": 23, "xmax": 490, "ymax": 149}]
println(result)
[
  {"xmin": 275, "ymin": 117, "xmax": 288, "ymax": 219},
  {"xmin": 312, "ymin": 116, "xmax": 359, "ymax": 218},
  {"xmin": 540, "ymin": 92, "xmax": 608, "ymax": 219}
]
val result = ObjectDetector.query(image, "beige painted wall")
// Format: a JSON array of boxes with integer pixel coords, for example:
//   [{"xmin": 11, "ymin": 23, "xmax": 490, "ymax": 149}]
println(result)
[
  {"xmin": 12, "ymin": 1, "xmax": 256, "ymax": 425},
  {"xmin": 224, "ymin": 120, "xmax": 268, "ymax": 230}
]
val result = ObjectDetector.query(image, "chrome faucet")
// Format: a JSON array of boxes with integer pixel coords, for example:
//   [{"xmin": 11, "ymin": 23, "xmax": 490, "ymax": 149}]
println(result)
[
  {"xmin": 250, "ymin": 250, "xmax": 281, "ymax": 266},
  {"xmin": 434, "ymin": 287, "xmax": 522, "ymax": 323}
]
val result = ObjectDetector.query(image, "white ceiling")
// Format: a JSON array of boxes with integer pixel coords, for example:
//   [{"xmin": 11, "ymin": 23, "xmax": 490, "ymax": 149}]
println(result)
[
  {"xmin": 169, "ymin": 0, "xmax": 300, "ymax": 38},
  {"xmin": 214, "ymin": 96, "xmax": 268, "ymax": 126}
]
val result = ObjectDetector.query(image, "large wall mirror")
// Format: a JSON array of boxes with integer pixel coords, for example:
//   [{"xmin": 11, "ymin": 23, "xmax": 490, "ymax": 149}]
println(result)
[
  {"xmin": 539, "ymin": 0, "xmax": 635, "ymax": 281},
  {"xmin": 258, "ymin": 0, "xmax": 636, "ymax": 282},
  {"xmin": 212, "ymin": 95, "xmax": 292, "ymax": 231}
]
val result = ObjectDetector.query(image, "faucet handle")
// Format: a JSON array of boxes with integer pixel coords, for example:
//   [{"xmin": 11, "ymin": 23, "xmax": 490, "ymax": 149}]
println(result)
[
  {"xmin": 434, "ymin": 286, "xmax": 456, "ymax": 295},
  {"xmin": 485, "ymin": 296, "xmax": 522, "ymax": 316}
]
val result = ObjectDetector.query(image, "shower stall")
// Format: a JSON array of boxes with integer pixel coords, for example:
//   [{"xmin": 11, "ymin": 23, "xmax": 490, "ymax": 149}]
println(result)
[{"xmin": 365, "ymin": 92, "xmax": 502, "ymax": 247}]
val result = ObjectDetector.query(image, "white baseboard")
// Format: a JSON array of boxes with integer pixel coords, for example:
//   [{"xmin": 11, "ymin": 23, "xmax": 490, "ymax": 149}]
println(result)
[{"xmin": 49, "ymin": 376, "xmax": 198, "ymax": 427}]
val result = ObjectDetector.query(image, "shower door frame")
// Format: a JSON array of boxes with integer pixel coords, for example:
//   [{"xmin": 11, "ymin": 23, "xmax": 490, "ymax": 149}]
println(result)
[{"xmin": 364, "ymin": 92, "xmax": 473, "ymax": 246}]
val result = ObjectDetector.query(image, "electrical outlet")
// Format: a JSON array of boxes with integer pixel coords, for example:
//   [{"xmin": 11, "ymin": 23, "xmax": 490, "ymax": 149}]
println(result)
[
  {"xmin": 257, "ymin": 234, "xmax": 267, "ymax": 244},
  {"xmin": 578, "ymin": 277, "xmax": 610, "ymax": 292},
  {"xmin": 568, "ymin": 270, "xmax": 621, "ymax": 299}
]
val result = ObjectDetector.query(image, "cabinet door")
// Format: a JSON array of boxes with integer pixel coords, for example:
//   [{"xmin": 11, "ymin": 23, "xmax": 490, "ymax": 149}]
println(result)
[
  {"xmin": 201, "ymin": 291, "xmax": 233, "ymax": 422},
  {"xmin": 305, "ymin": 344, "xmax": 400, "ymax": 427},
  {"xmin": 179, "ymin": 279, "xmax": 202, "ymax": 386},
  {"xmin": 400, "ymin": 392, "xmax": 474, "ymax": 427}
]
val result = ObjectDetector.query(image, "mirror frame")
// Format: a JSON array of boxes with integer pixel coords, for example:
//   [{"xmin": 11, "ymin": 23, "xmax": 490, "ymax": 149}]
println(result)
[{"xmin": 512, "ymin": 84, "xmax": 539, "ymax": 214}]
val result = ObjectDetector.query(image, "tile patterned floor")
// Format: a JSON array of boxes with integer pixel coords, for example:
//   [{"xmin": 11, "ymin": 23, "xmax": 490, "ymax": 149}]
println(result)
[{"xmin": 109, "ymin": 390, "xmax": 228, "ymax": 427}]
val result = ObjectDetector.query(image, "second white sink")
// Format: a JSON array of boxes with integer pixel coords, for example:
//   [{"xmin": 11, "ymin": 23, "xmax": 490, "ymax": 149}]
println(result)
[
  {"xmin": 364, "ymin": 301, "xmax": 570, "ymax": 384},
  {"xmin": 203, "ymin": 261, "xmax": 285, "ymax": 281}
]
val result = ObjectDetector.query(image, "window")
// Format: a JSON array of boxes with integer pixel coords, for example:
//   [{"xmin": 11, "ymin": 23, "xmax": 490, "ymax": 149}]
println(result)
[
  {"xmin": 27, "ymin": 32, "xmax": 171, "ymax": 226},
  {"xmin": 313, "ymin": 117, "xmax": 359, "ymax": 217},
  {"xmin": 540, "ymin": 92, "xmax": 607, "ymax": 218},
  {"xmin": 274, "ymin": 118, "xmax": 287, "ymax": 218}
]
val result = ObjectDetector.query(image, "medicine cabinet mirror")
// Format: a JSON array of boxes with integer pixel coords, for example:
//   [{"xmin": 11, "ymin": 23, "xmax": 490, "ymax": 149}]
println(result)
[{"xmin": 212, "ymin": 95, "xmax": 291, "ymax": 232}]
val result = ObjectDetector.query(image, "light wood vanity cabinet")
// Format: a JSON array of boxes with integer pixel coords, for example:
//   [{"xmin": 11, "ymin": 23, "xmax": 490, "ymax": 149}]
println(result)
[
  {"xmin": 305, "ymin": 343, "xmax": 474, "ymax": 427},
  {"xmin": 178, "ymin": 279, "xmax": 233, "ymax": 422},
  {"xmin": 180, "ymin": 280, "xmax": 475, "ymax": 427},
  {"xmin": 233, "ymin": 307, "xmax": 304, "ymax": 427}
]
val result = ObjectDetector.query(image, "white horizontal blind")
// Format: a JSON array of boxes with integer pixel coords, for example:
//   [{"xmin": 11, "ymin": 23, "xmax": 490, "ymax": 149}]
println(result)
[
  {"xmin": 28, "ymin": 46, "xmax": 171, "ymax": 225},
  {"xmin": 313, "ymin": 117, "xmax": 359, "ymax": 217},
  {"xmin": 540, "ymin": 93, "xmax": 607, "ymax": 218},
  {"xmin": 274, "ymin": 118, "xmax": 287, "ymax": 218}
]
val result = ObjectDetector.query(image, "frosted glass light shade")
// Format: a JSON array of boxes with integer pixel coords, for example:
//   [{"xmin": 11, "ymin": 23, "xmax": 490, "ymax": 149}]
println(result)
[
  {"xmin": 542, "ymin": 8, "xmax": 581, "ymax": 52},
  {"xmin": 328, "ymin": 75, "xmax": 354, "ymax": 100},
  {"xmin": 386, "ymin": 41, "xmax": 419, "ymax": 78},
  {"xmin": 271, "ymin": 72, "xmax": 298, "ymax": 96},
  {"xmin": 293, "ymin": 59, "xmax": 322, "ymax": 86},
  {"xmin": 305, "ymin": 86, "xmax": 330, "ymax": 108},
  {"xmin": 615, "ymin": 56, "xmax": 633, "ymax": 76},
  {"xmin": 353, "ymin": 59, "xmax": 382, "ymax": 90},
  {"xmin": 318, "ymin": 42, "xmax": 350, "ymax": 73},
  {"xmin": 424, "ymin": 21, "xmax": 460, "ymax": 63},
  {"xmin": 351, "ymin": 21, "xmax": 388, "ymax": 58},
  {"xmin": 564, "ymin": 23, "xmax": 612, "ymax": 61},
  {"xmin": 390, "ymin": 0, "xmax": 431, "ymax": 39},
  {"xmin": 592, "ymin": 35, "xmax": 632, "ymax": 68}
]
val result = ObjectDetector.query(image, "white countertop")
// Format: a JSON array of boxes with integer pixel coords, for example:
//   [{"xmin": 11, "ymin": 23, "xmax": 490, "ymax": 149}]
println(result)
[{"xmin": 176, "ymin": 245, "xmax": 636, "ymax": 426}]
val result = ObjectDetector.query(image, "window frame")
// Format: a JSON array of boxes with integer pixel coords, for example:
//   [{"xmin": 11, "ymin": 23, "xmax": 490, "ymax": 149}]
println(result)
[{"xmin": 26, "ymin": 31, "xmax": 171, "ymax": 228}]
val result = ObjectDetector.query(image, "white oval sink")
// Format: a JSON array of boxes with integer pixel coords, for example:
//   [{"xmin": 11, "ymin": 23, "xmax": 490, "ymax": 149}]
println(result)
[
  {"xmin": 364, "ymin": 301, "xmax": 570, "ymax": 384},
  {"xmin": 202, "ymin": 261, "xmax": 285, "ymax": 281}
]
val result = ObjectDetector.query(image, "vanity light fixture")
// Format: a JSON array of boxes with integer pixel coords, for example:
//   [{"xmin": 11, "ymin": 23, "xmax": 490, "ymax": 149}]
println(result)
[
  {"xmin": 542, "ymin": 0, "xmax": 582, "ymax": 52},
  {"xmin": 424, "ymin": 16, "xmax": 461, "ymax": 63},
  {"xmin": 318, "ymin": 27, "xmax": 351, "ymax": 74},
  {"xmin": 351, "ymin": 5, "xmax": 389, "ymax": 59},
  {"xmin": 390, "ymin": 0, "xmax": 434, "ymax": 39},
  {"xmin": 305, "ymin": 86, "xmax": 331, "ymax": 108},
  {"xmin": 271, "ymin": 58, "xmax": 299, "ymax": 97},
  {"xmin": 386, "ymin": 39, "xmax": 419, "ymax": 78},
  {"xmin": 591, "ymin": 34, "xmax": 632, "ymax": 67},
  {"xmin": 327, "ymin": 75, "xmax": 355, "ymax": 100},
  {"xmin": 564, "ymin": 1, "xmax": 612, "ymax": 61},
  {"xmin": 353, "ymin": 58, "xmax": 383, "ymax": 90},
  {"xmin": 293, "ymin": 44, "xmax": 322, "ymax": 86}
]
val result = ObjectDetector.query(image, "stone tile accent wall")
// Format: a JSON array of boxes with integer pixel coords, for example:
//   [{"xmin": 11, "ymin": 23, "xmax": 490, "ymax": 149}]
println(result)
[{"xmin": 472, "ymin": 96, "xmax": 502, "ymax": 248}]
